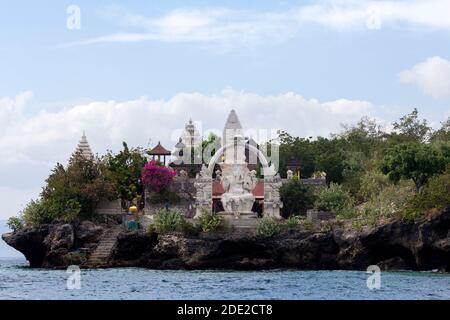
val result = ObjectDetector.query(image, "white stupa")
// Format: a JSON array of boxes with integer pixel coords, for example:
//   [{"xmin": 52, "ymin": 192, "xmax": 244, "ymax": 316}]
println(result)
[{"xmin": 73, "ymin": 131, "xmax": 94, "ymax": 159}]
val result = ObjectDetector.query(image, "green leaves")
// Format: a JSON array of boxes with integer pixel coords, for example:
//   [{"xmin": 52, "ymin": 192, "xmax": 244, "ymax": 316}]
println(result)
[
  {"xmin": 380, "ymin": 142, "xmax": 446, "ymax": 192},
  {"xmin": 280, "ymin": 179, "xmax": 316, "ymax": 216}
]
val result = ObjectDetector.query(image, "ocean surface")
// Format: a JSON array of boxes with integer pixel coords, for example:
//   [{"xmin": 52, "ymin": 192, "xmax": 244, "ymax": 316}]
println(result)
[{"xmin": 0, "ymin": 258, "xmax": 449, "ymax": 300}]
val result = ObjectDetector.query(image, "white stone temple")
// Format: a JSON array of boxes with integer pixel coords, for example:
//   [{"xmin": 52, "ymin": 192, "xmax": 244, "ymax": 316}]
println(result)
[
  {"xmin": 73, "ymin": 131, "xmax": 94, "ymax": 159},
  {"xmin": 181, "ymin": 119, "xmax": 201, "ymax": 149},
  {"xmin": 194, "ymin": 110, "xmax": 283, "ymax": 220}
]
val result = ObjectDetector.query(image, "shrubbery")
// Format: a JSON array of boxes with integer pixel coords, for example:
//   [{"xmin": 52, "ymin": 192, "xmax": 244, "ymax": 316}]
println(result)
[
  {"xmin": 280, "ymin": 179, "xmax": 315, "ymax": 216},
  {"xmin": 149, "ymin": 209, "xmax": 225, "ymax": 234},
  {"xmin": 402, "ymin": 166, "xmax": 450, "ymax": 221},
  {"xmin": 314, "ymin": 183, "xmax": 355, "ymax": 217},
  {"xmin": 6, "ymin": 216, "xmax": 23, "ymax": 231},
  {"xmin": 256, "ymin": 217, "xmax": 284, "ymax": 237},
  {"xmin": 152, "ymin": 209, "xmax": 187, "ymax": 233},
  {"xmin": 197, "ymin": 210, "xmax": 224, "ymax": 233},
  {"xmin": 357, "ymin": 181, "xmax": 415, "ymax": 225}
]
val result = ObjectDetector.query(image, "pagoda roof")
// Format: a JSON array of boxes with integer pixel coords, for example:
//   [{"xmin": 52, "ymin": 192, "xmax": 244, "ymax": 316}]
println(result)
[
  {"xmin": 73, "ymin": 131, "xmax": 94, "ymax": 159},
  {"xmin": 149, "ymin": 141, "xmax": 171, "ymax": 155}
]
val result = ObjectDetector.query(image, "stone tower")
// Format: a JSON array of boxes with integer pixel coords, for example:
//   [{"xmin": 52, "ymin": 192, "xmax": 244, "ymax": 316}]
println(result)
[
  {"xmin": 222, "ymin": 109, "xmax": 245, "ymax": 164},
  {"xmin": 73, "ymin": 131, "xmax": 94, "ymax": 159}
]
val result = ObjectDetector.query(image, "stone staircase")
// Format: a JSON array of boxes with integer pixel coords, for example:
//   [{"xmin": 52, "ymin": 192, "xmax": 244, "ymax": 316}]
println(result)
[{"xmin": 87, "ymin": 225, "xmax": 122, "ymax": 267}]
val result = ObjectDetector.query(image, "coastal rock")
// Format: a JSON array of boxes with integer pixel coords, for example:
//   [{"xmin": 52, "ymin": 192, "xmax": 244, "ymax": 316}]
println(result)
[
  {"xmin": 2, "ymin": 206, "xmax": 450, "ymax": 271},
  {"xmin": 1, "ymin": 225, "xmax": 49, "ymax": 267},
  {"xmin": 45, "ymin": 224, "xmax": 75, "ymax": 251}
]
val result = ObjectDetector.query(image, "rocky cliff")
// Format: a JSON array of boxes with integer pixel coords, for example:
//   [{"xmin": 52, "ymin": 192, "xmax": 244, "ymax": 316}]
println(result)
[{"xmin": 2, "ymin": 206, "xmax": 450, "ymax": 271}]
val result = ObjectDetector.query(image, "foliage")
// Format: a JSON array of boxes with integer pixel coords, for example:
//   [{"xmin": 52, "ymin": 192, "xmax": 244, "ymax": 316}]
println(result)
[
  {"xmin": 280, "ymin": 179, "xmax": 316, "ymax": 216},
  {"xmin": 358, "ymin": 169, "xmax": 391, "ymax": 201},
  {"xmin": 36, "ymin": 154, "xmax": 117, "ymax": 223},
  {"xmin": 147, "ymin": 189, "xmax": 180, "ymax": 205},
  {"xmin": 285, "ymin": 215, "xmax": 300, "ymax": 229},
  {"xmin": 21, "ymin": 199, "xmax": 53, "ymax": 226},
  {"xmin": 392, "ymin": 108, "xmax": 431, "ymax": 142},
  {"xmin": 7, "ymin": 216, "xmax": 23, "ymax": 231},
  {"xmin": 256, "ymin": 217, "xmax": 284, "ymax": 237},
  {"xmin": 380, "ymin": 142, "xmax": 446, "ymax": 192},
  {"xmin": 315, "ymin": 183, "xmax": 355, "ymax": 217},
  {"xmin": 200, "ymin": 132, "xmax": 221, "ymax": 164},
  {"xmin": 196, "ymin": 210, "xmax": 223, "ymax": 233},
  {"xmin": 299, "ymin": 218, "xmax": 314, "ymax": 231},
  {"xmin": 152, "ymin": 209, "xmax": 187, "ymax": 233},
  {"xmin": 104, "ymin": 142, "xmax": 147, "ymax": 205},
  {"xmin": 402, "ymin": 167, "xmax": 450, "ymax": 221},
  {"xmin": 357, "ymin": 181, "xmax": 415, "ymax": 224},
  {"xmin": 141, "ymin": 160, "xmax": 177, "ymax": 193},
  {"xmin": 430, "ymin": 117, "xmax": 450, "ymax": 142}
]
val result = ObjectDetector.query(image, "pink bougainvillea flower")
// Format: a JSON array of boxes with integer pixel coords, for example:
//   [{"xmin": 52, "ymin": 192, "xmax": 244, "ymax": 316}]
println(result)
[{"xmin": 141, "ymin": 160, "xmax": 176, "ymax": 193}]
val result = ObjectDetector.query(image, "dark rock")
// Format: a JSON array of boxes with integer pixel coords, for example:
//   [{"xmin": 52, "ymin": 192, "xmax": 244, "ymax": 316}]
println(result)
[
  {"xmin": 75, "ymin": 221, "xmax": 103, "ymax": 247},
  {"xmin": 2, "ymin": 225, "xmax": 49, "ymax": 267},
  {"xmin": 378, "ymin": 257, "xmax": 407, "ymax": 271},
  {"xmin": 45, "ymin": 224, "xmax": 74, "ymax": 251},
  {"xmin": 2, "ymin": 206, "xmax": 450, "ymax": 271}
]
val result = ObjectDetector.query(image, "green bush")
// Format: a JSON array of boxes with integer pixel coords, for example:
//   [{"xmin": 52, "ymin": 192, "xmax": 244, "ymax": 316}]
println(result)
[
  {"xmin": 22, "ymin": 199, "xmax": 54, "ymax": 226},
  {"xmin": 196, "ymin": 211, "xmax": 224, "ymax": 233},
  {"xmin": 7, "ymin": 216, "xmax": 24, "ymax": 232},
  {"xmin": 285, "ymin": 216, "xmax": 300, "ymax": 229},
  {"xmin": 280, "ymin": 179, "xmax": 316, "ymax": 216},
  {"xmin": 358, "ymin": 169, "xmax": 391, "ymax": 201},
  {"xmin": 315, "ymin": 183, "xmax": 355, "ymax": 217},
  {"xmin": 356, "ymin": 180, "xmax": 415, "ymax": 225},
  {"xmin": 402, "ymin": 168, "xmax": 450, "ymax": 221},
  {"xmin": 256, "ymin": 217, "xmax": 284, "ymax": 237},
  {"xmin": 147, "ymin": 189, "xmax": 180, "ymax": 205},
  {"xmin": 152, "ymin": 209, "xmax": 186, "ymax": 233},
  {"xmin": 299, "ymin": 218, "xmax": 314, "ymax": 231}
]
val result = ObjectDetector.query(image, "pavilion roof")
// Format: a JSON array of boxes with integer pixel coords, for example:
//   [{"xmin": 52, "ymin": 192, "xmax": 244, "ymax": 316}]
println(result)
[{"xmin": 149, "ymin": 141, "xmax": 171, "ymax": 155}]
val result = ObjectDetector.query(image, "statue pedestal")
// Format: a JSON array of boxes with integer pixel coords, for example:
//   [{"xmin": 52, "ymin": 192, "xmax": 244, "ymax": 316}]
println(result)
[{"xmin": 217, "ymin": 211, "xmax": 257, "ymax": 220}]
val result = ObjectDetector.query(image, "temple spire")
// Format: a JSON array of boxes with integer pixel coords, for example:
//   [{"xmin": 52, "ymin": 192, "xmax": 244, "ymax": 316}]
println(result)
[
  {"xmin": 223, "ymin": 109, "xmax": 243, "ymax": 147},
  {"xmin": 73, "ymin": 131, "xmax": 94, "ymax": 159}
]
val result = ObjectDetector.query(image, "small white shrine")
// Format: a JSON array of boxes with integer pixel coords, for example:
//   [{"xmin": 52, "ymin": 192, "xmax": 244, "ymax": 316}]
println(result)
[{"xmin": 194, "ymin": 110, "xmax": 283, "ymax": 220}]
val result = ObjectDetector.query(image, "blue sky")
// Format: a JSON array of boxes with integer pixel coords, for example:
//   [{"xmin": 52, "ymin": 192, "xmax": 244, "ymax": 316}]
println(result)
[{"xmin": 1, "ymin": 0, "xmax": 450, "ymax": 220}]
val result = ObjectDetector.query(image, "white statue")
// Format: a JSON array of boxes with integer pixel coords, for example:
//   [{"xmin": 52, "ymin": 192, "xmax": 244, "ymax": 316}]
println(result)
[
  {"xmin": 199, "ymin": 164, "xmax": 210, "ymax": 178},
  {"xmin": 220, "ymin": 165, "xmax": 257, "ymax": 213},
  {"xmin": 179, "ymin": 169, "xmax": 188, "ymax": 178},
  {"xmin": 287, "ymin": 170, "xmax": 293, "ymax": 179}
]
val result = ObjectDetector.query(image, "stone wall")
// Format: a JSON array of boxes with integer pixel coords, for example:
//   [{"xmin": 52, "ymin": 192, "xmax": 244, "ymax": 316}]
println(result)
[{"xmin": 95, "ymin": 199, "xmax": 123, "ymax": 215}]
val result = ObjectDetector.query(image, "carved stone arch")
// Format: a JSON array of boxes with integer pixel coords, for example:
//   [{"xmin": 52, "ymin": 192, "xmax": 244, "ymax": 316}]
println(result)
[{"xmin": 207, "ymin": 142, "xmax": 271, "ymax": 175}]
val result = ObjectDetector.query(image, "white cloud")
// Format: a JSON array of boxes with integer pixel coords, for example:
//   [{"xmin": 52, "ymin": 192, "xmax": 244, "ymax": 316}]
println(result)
[
  {"xmin": 66, "ymin": 0, "xmax": 450, "ymax": 49},
  {"xmin": 399, "ymin": 56, "xmax": 450, "ymax": 99},
  {"xmin": 0, "ymin": 89, "xmax": 376, "ymax": 218}
]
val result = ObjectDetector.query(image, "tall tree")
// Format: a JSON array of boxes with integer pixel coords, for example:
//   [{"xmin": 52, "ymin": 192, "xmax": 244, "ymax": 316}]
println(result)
[
  {"xmin": 104, "ymin": 142, "xmax": 147, "ymax": 207},
  {"xmin": 392, "ymin": 108, "xmax": 431, "ymax": 142},
  {"xmin": 380, "ymin": 142, "xmax": 446, "ymax": 192}
]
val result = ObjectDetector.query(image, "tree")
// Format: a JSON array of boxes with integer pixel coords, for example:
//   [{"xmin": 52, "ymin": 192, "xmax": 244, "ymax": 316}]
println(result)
[
  {"xmin": 380, "ymin": 143, "xmax": 446, "ymax": 192},
  {"xmin": 392, "ymin": 108, "xmax": 431, "ymax": 142},
  {"xmin": 41, "ymin": 153, "xmax": 117, "ymax": 221},
  {"xmin": 280, "ymin": 179, "xmax": 316, "ymax": 216},
  {"xmin": 314, "ymin": 137, "xmax": 346, "ymax": 184},
  {"xmin": 430, "ymin": 117, "xmax": 450, "ymax": 142},
  {"xmin": 104, "ymin": 142, "xmax": 147, "ymax": 206}
]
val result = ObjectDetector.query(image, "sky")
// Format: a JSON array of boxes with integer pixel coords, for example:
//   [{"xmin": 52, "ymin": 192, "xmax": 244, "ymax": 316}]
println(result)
[{"xmin": 1, "ymin": 0, "xmax": 450, "ymax": 220}]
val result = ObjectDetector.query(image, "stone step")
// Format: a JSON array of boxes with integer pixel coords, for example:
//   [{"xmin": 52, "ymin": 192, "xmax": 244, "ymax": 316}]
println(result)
[{"xmin": 86, "ymin": 225, "xmax": 122, "ymax": 267}]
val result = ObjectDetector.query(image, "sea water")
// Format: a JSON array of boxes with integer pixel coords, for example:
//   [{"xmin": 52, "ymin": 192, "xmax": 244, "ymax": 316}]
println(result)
[{"xmin": 1, "ymin": 258, "xmax": 449, "ymax": 300}]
